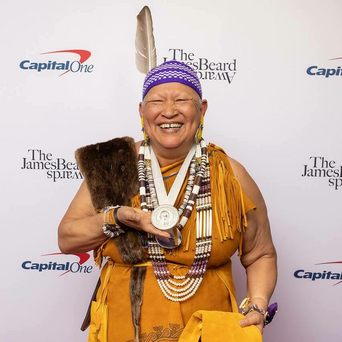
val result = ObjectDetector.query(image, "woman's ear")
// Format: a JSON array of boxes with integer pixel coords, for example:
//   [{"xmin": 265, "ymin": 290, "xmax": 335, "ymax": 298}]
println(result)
[
  {"xmin": 139, "ymin": 102, "xmax": 144, "ymax": 118},
  {"xmin": 200, "ymin": 99, "xmax": 208, "ymax": 116}
]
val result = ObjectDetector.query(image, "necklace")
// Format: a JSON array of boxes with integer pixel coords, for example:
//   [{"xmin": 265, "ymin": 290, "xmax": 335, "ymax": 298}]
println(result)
[
  {"xmin": 149, "ymin": 144, "xmax": 196, "ymax": 248},
  {"xmin": 138, "ymin": 139, "xmax": 213, "ymax": 301}
]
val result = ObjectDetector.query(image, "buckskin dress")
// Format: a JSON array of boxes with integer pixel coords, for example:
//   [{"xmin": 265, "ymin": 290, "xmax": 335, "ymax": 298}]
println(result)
[{"xmin": 89, "ymin": 143, "xmax": 255, "ymax": 342}]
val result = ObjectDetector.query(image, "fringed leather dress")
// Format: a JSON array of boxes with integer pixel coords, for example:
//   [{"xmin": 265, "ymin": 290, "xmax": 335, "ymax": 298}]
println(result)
[{"xmin": 77, "ymin": 139, "xmax": 255, "ymax": 342}]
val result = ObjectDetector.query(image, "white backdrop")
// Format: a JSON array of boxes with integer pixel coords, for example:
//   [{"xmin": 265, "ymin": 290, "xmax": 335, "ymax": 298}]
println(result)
[{"xmin": 1, "ymin": 0, "xmax": 341, "ymax": 341}]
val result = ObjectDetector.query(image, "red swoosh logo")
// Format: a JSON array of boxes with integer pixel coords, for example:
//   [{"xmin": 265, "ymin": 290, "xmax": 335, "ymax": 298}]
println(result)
[
  {"xmin": 329, "ymin": 57, "xmax": 342, "ymax": 61},
  {"xmin": 316, "ymin": 261, "xmax": 342, "ymax": 265},
  {"xmin": 315, "ymin": 261, "xmax": 342, "ymax": 286},
  {"xmin": 41, "ymin": 252, "xmax": 91, "ymax": 276},
  {"xmin": 40, "ymin": 49, "xmax": 91, "ymax": 76}
]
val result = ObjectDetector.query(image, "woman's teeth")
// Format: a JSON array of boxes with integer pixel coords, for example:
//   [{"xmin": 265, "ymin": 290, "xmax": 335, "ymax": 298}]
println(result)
[{"xmin": 159, "ymin": 123, "xmax": 183, "ymax": 129}]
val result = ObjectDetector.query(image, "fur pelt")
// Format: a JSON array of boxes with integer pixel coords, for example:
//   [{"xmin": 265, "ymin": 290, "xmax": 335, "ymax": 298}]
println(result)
[
  {"xmin": 75, "ymin": 136, "xmax": 147, "ymax": 341},
  {"xmin": 130, "ymin": 267, "xmax": 147, "ymax": 341}
]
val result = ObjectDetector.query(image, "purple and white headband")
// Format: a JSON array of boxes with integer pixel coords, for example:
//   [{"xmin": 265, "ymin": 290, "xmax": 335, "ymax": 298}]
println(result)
[{"xmin": 142, "ymin": 60, "xmax": 202, "ymax": 99}]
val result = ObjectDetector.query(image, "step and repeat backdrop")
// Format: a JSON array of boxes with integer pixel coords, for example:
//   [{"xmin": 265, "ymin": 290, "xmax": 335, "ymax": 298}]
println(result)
[{"xmin": 1, "ymin": 0, "xmax": 341, "ymax": 341}]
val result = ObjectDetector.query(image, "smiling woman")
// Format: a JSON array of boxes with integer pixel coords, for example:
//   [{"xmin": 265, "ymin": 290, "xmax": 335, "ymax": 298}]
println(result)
[
  {"xmin": 139, "ymin": 82, "xmax": 207, "ymax": 166},
  {"xmin": 58, "ymin": 60, "xmax": 277, "ymax": 342}
]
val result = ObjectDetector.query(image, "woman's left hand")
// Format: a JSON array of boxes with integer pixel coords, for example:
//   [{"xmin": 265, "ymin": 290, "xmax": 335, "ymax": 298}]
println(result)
[{"xmin": 239, "ymin": 311, "xmax": 264, "ymax": 334}]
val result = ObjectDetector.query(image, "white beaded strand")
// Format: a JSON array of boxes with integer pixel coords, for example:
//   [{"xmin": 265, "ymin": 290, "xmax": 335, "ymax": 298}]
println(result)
[{"xmin": 138, "ymin": 139, "xmax": 213, "ymax": 302}]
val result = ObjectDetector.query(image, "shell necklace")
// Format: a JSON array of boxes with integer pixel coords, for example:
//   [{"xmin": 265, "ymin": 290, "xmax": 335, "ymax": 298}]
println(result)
[{"xmin": 138, "ymin": 139, "xmax": 213, "ymax": 301}]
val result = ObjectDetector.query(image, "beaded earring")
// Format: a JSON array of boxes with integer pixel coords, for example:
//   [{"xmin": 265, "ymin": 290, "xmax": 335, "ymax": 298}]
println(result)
[
  {"xmin": 141, "ymin": 117, "xmax": 149, "ymax": 144},
  {"xmin": 195, "ymin": 114, "xmax": 204, "ymax": 143}
]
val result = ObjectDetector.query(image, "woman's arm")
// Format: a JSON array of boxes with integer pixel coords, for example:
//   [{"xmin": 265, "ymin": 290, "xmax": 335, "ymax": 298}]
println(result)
[
  {"xmin": 229, "ymin": 158, "xmax": 277, "ymax": 333},
  {"xmin": 58, "ymin": 181, "xmax": 170, "ymax": 254},
  {"xmin": 58, "ymin": 181, "xmax": 108, "ymax": 254}
]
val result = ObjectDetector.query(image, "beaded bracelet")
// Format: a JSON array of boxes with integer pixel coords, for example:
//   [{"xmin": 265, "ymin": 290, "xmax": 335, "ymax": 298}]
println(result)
[
  {"xmin": 242, "ymin": 304, "xmax": 267, "ymax": 319},
  {"xmin": 102, "ymin": 206, "xmax": 128, "ymax": 238},
  {"xmin": 239, "ymin": 298, "xmax": 278, "ymax": 327}
]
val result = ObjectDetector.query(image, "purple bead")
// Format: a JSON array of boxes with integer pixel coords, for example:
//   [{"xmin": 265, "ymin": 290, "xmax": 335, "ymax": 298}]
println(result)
[{"xmin": 265, "ymin": 303, "xmax": 278, "ymax": 325}]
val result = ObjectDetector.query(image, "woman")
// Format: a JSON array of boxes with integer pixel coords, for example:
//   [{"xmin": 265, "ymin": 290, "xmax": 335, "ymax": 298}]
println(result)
[{"xmin": 58, "ymin": 61, "xmax": 277, "ymax": 342}]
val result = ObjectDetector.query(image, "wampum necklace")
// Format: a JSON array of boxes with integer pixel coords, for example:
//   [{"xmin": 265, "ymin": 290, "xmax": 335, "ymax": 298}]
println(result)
[{"xmin": 138, "ymin": 139, "xmax": 213, "ymax": 301}]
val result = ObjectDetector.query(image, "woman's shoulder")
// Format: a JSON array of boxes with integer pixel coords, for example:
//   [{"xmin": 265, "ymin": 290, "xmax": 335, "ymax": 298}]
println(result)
[
  {"xmin": 208, "ymin": 143, "xmax": 246, "ymax": 179},
  {"xmin": 208, "ymin": 143, "xmax": 260, "ymax": 201},
  {"xmin": 226, "ymin": 156, "xmax": 248, "ymax": 181}
]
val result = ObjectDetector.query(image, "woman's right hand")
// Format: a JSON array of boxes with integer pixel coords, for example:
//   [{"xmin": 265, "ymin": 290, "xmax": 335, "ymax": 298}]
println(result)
[{"xmin": 117, "ymin": 206, "xmax": 171, "ymax": 238}]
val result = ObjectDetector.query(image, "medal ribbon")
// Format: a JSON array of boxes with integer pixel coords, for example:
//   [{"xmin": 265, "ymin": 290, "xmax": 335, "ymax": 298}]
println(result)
[{"xmin": 150, "ymin": 144, "xmax": 196, "ymax": 206}]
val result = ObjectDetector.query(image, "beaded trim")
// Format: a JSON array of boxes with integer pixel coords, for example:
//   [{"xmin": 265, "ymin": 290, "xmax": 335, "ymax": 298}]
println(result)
[
  {"xmin": 138, "ymin": 140, "xmax": 213, "ymax": 301},
  {"xmin": 142, "ymin": 60, "xmax": 202, "ymax": 99}
]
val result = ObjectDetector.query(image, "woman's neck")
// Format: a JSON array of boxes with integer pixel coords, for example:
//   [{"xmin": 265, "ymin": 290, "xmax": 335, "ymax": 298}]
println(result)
[
  {"xmin": 135, "ymin": 140, "xmax": 193, "ymax": 167},
  {"xmin": 152, "ymin": 144, "xmax": 192, "ymax": 167},
  {"xmin": 155, "ymin": 154, "xmax": 185, "ymax": 168}
]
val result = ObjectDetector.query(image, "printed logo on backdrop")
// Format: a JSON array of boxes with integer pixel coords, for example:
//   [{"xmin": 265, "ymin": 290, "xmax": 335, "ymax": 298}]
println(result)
[
  {"xmin": 302, "ymin": 156, "xmax": 342, "ymax": 190},
  {"xmin": 22, "ymin": 253, "xmax": 93, "ymax": 276},
  {"xmin": 21, "ymin": 149, "xmax": 83, "ymax": 182},
  {"xmin": 19, "ymin": 49, "xmax": 94, "ymax": 76},
  {"xmin": 163, "ymin": 49, "xmax": 236, "ymax": 83},
  {"xmin": 294, "ymin": 261, "xmax": 342, "ymax": 286},
  {"xmin": 306, "ymin": 56, "xmax": 342, "ymax": 78}
]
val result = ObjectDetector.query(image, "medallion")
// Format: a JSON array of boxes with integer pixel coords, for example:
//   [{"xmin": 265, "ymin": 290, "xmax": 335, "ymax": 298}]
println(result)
[
  {"xmin": 151, "ymin": 204, "xmax": 179, "ymax": 230},
  {"xmin": 156, "ymin": 227, "xmax": 182, "ymax": 249}
]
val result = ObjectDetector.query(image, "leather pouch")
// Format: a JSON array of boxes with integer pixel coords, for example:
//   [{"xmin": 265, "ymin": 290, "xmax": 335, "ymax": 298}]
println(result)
[{"xmin": 178, "ymin": 310, "xmax": 262, "ymax": 342}]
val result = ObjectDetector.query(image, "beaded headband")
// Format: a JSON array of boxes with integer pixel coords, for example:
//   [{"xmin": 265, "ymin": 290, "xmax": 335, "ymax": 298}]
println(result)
[{"xmin": 142, "ymin": 60, "xmax": 202, "ymax": 100}]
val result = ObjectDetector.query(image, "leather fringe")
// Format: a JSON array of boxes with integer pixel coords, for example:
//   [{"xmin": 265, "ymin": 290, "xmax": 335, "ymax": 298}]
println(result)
[{"xmin": 207, "ymin": 144, "xmax": 248, "ymax": 257}]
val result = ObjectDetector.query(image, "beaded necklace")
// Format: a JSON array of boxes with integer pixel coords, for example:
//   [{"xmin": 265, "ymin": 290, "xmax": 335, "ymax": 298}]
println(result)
[{"xmin": 138, "ymin": 139, "xmax": 213, "ymax": 302}]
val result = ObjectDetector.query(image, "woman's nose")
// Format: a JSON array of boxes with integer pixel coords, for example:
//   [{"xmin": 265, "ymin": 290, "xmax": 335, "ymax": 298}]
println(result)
[{"xmin": 162, "ymin": 101, "xmax": 179, "ymax": 118}]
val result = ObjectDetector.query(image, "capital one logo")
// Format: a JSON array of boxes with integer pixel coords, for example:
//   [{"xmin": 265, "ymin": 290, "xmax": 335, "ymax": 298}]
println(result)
[
  {"xmin": 307, "ymin": 56, "xmax": 342, "ymax": 78},
  {"xmin": 294, "ymin": 261, "xmax": 342, "ymax": 286},
  {"xmin": 22, "ymin": 252, "xmax": 93, "ymax": 276},
  {"xmin": 19, "ymin": 49, "xmax": 94, "ymax": 76}
]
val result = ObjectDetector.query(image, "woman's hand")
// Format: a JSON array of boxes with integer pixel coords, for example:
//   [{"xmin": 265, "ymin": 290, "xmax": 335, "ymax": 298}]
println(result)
[
  {"xmin": 117, "ymin": 206, "xmax": 171, "ymax": 238},
  {"xmin": 58, "ymin": 182, "xmax": 170, "ymax": 254},
  {"xmin": 239, "ymin": 311, "xmax": 264, "ymax": 334}
]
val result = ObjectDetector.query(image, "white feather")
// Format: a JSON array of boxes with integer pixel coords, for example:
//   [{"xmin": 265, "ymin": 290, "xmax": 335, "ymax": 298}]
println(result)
[{"xmin": 135, "ymin": 6, "xmax": 157, "ymax": 74}]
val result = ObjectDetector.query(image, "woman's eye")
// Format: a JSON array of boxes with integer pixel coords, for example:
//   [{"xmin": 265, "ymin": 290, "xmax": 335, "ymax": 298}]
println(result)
[{"xmin": 146, "ymin": 100, "xmax": 163, "ymax": 105}]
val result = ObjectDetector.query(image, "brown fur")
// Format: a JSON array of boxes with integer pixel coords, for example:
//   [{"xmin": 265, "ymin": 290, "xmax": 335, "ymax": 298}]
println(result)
[
  {"xmin": 75, "ymin": 136, "xmax": 138, "ymax": 210},
  {"xmin": 75, "ymin": 137, "xmax": 147, "ymax": 341},
  {"xmin": 130, "ymin": 267, "xmax": 147, "ymax": 341}
]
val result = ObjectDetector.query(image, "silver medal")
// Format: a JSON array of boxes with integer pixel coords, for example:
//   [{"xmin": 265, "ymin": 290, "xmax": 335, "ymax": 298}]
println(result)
[
  {"xmin": 149, "ymin": 144, "xmax": 195, "ymax": 249},
  {"xmin": 151, "ymin": 204, "xmax": 179, "ymax": 230}
]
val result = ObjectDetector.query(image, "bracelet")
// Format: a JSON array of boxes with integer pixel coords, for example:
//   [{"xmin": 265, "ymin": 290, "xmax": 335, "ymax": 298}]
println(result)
[
  {"xmin": 101, "ymin": 206, "xmax": 128, "ymax": 238},
  {"xmin": 113, "ymin": 206, "xmax": 131, "ymax": 230},
  {"xmin": 102, "ymin": 223, "xmax": 127, "ymax": 238},
  {"xmin": 239, "ymin": 297, "xmax": 278, "ymax": 327},
  {"xmin": 103, "ymin": 206, "xmax": 120, "ymax": 224},
  {"xmin": 242, "ymin": 304, "xmax": 267, "ymax": 319}
]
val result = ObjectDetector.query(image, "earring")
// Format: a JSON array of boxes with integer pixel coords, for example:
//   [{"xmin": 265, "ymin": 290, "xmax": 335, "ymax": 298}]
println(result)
[
  {"xmin": 195, "ymin": 114, "xmax": 204, "ymax": 143},
  {"xmin": 141, "ymin": 117, "xmax": 149, "ymax": 144}
]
